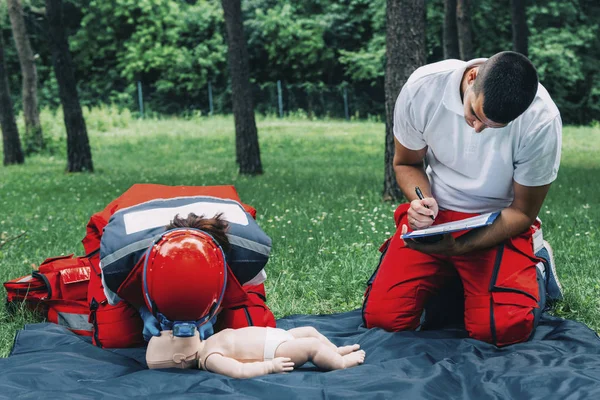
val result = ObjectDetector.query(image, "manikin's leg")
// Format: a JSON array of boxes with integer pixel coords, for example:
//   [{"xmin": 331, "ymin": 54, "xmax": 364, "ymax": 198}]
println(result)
[
  {"xmin": 287, "ymin": 327, "xmax": 359, "ymax": 355},
  {"xmin": 275, "ymin": 338, "xmax": 365, "ymax": 370}
]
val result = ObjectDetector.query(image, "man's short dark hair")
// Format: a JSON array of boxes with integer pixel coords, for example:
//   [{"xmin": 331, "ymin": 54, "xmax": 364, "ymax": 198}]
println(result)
[{"xmin": 473, "ymin": 51, "xmax": 538, "ymax": 124}]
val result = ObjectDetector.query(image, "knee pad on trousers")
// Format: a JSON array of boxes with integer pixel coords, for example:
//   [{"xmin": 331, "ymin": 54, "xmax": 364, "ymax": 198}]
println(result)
[
  {"xmin": 465, "ymin": 292, "xmax": 537, "ymax": 347},
  {"xmin": 215, "ymin": 290, "xmax": 276, "ymax": 331},
  {"xmin": 89, "ymin": 298, "xmax": 145, "ymax": 348},
  {"xmin": 87, "ymin": 254, "xmax": 144, "ymax": 348},
  {"xmin": 362, "ymin": 297, "xmax": 422, "ymax": 332}
]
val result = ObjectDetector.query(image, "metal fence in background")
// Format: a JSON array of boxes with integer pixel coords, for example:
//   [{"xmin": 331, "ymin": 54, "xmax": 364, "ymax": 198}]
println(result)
[{"xmin": 137, "ymin": 80, "xmax": 385, "ymax": 121}]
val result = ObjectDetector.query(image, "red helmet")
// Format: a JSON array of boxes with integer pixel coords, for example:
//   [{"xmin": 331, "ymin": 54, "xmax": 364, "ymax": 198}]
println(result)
[{"xmin": 142, "ymin": 229, "xmax": 227, "ymax": 324}]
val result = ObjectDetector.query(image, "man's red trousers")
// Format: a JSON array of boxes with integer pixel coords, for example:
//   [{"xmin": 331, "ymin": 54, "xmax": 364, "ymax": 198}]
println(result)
[{"xmin": 362, "ymin": 204, "xmax": 544, "ymax": 347}]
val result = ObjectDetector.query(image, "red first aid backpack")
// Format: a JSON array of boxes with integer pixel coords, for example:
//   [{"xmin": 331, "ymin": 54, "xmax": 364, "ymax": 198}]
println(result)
[
  {"xmin": 4, "ymin": 253, "xmax": 93, "ymax": 336},
  {"xmin": 3, "ymin": 250, "xmax": 145, "ymax": 347}
]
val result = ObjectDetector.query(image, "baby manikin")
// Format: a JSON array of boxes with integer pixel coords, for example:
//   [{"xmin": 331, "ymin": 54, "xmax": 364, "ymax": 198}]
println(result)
[{"xmin": 146, "ymin": 326, "xmax": 365, "ymax": 378}]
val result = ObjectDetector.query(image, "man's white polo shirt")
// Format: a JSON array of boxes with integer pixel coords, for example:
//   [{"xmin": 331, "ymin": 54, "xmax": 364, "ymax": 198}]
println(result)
[{"xmin": 393, "ymin": 58, "xmax": 562, "ymax": 214}]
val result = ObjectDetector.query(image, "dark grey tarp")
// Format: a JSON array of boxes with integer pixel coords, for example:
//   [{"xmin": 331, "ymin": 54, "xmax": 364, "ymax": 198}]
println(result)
[{"xmin": 2, "ymin": 310, "xmax": 600, "ymax": 399}]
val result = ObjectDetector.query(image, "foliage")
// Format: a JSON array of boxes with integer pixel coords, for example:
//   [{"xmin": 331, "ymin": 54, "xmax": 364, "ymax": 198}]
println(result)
[
  {"xmin": 326, "ymin": 0, "xmax": 386, "ymax": 82},
  {"xmin": 1, "ymin": 115, "xmax": 599, "ymax": 357},
  {"xmin": 72, "ymin": 0, "xmax": 227, "ymax": 113},
  {"xmin": 0, "ymin": 0, "xmax": 598, "ymax": 122},
  {"xmin": 528, "ymin": 0, "xmax": 600, "ymax": 124},
  {"xmin": 245, "ymin": 2, "xmax": 334, "ymax": 83}
]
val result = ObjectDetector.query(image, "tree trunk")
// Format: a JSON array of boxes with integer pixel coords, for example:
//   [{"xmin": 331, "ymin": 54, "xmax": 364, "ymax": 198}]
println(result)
[
  {"xmin": 0, "ymin": 34, "xmax": 24, "ymax": 166},
  {"xmin": 383, "ymin": 0, "xmax": 426, "ymax": 201},
  {"xmin": 7, "ymin": 0, "xmax": 44, "ymax": 154},
  {"xmin": 456, "ymin": 0, "xmax": 474, "ymax": 60},
  {"xmin": 221, "ymin": 0, "xmax": 262, "ymax": 175},
  {"xmin": 511, "ymin": 0, "xmax": 529, "ymax": 57},
  {"xmin": 46, "ymin": 0, "xmax": 93, "ymax": 172},
  {"xmin": 443, "ymin": 0, "xmax": 460, "ymax": 59}
]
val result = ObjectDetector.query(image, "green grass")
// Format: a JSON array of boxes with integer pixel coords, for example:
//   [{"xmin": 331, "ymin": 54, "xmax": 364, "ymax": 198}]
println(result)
[{"xmin": 1, "ymin": 113, "xmax": 599, "ymax": 357}]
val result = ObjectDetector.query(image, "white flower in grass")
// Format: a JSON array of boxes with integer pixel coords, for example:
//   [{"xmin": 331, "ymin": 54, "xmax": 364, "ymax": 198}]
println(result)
[{"xmin": 583, "ymin": 204, "xmax": 591, "ymax": 209}]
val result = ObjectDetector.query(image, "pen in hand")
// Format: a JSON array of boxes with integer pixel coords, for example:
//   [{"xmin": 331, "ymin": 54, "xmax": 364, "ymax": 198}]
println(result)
[{"xmin": 415, "ymin": 186, "xmax": 435, "ymax": 221}]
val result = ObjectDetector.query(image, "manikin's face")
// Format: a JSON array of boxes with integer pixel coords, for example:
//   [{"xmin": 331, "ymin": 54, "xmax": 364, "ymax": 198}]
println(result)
[{"xmin": 462, "ymin": 71, "xmax": 508, "ymax": 133}]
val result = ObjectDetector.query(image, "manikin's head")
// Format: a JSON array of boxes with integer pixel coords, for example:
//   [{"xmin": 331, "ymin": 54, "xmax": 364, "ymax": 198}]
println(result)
[
  {"xmin": 142, "ymin": 213, "xmax": 230, "ymax": 334},
  {"xmin": 462, "ymin": 51, "xmax": 539, "ymax": 133},
  {"xmin": 146, "ymin": 330, "xmax": 204, "ymax": 369}
]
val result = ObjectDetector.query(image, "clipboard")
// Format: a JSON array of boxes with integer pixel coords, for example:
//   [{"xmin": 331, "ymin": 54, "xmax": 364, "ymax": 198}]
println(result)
[{"xmin": 401, "ymin": 211, "xmax": 500, "ymax": 240}]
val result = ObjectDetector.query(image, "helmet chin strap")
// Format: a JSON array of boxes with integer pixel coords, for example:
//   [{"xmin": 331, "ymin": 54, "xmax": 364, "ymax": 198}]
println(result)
[
  {"xmin": 156, "ymin": 313, "xmax": 217, "ymax": 339},
  {"xmin": 142, "ymin": 228, "xmax": 228, "ymax": 340}
]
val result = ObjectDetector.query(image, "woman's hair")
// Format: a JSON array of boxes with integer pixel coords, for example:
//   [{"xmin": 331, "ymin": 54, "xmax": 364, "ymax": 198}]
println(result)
[{"xmin": 166, "ymin": 212, "xmax": 231, "ymax": 252}]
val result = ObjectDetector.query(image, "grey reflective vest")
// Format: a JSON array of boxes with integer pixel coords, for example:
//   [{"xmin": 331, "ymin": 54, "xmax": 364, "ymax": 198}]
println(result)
[{"xmin": 99, "ymin": 195, "xmax": 271, "ymax": 305}]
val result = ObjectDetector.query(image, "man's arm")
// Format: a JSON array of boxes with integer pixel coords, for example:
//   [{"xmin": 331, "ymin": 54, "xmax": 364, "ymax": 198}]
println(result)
[
  {"xmin": 393, "ymin": 138, "xmax": 437, "ymax": 227},
  {"xmin": 403, "ymin": 181, "xmax": 551, "ymax": 256},
  {"xmin": 204, "ymin": 354, "xmax": 293, "ymax": 379},
  {"xmin": 393, "ymin": 137, "xmax": 429, "ymax": 199},
  {"xmin": 455, "ymin": 182, "xmax": 550, "ymax": 254}
]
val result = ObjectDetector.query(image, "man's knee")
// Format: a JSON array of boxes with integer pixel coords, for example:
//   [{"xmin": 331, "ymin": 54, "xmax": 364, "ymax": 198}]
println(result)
[
  {"xmin": 362, "ymin": 300, "xmax": 422, "ymax": 332},
  {"xmin": 466, "ymin": 294, "xmax": 537, "ymax": 346},
  {"xmin": 363, "ymin": 281, "xmax": 426, "ymax": 332}
]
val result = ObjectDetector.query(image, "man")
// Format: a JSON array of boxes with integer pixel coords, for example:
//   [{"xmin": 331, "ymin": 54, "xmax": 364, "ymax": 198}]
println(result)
[{"xmin": 362, "ymin": 51, "xmax": 562, "ymax": 346}]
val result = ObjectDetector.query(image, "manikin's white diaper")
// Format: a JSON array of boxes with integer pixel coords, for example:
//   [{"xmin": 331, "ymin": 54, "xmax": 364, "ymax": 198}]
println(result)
[{"xmin": 263, "ymin": 327, "xmax": 294, "ymax": 360}]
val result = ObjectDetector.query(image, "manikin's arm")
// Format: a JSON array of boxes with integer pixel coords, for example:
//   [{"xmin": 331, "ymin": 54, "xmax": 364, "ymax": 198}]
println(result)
[{"xmin": 204, "ymin": 354, "xmax": 294, "ymax": 379}]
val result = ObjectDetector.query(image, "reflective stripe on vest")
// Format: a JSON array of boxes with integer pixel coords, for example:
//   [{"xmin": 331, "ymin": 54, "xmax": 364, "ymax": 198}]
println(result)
[
  {"xmin": 57, "ymin": 312, "xmax": 93, "ymax": 332},
  {"xmin": 100, "ymin": 196, "xmax": 271, "ymax": 297}
]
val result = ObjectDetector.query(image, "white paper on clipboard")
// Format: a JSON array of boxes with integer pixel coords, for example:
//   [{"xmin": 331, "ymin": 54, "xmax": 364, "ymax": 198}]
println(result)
[{"xmin": 401, "ymin": 211, "xmax": 500, "ymax": 239}]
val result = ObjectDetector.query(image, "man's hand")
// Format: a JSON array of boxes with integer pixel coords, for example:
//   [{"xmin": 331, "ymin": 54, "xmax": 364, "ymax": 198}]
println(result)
[
  {"xmin": 401, "ymin": 224, "xmax": 461, "ymax": 256},
  {"xmin": 139, "ymin": 305, "xmax": 161, "ymax": 341},
  {"xmin": 271, "ymin": 357, "xmax": 294, "ymax": 373},
  {"xmin": 407, "ymin": 197, "xmax": 438, "ymax": 230}
]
